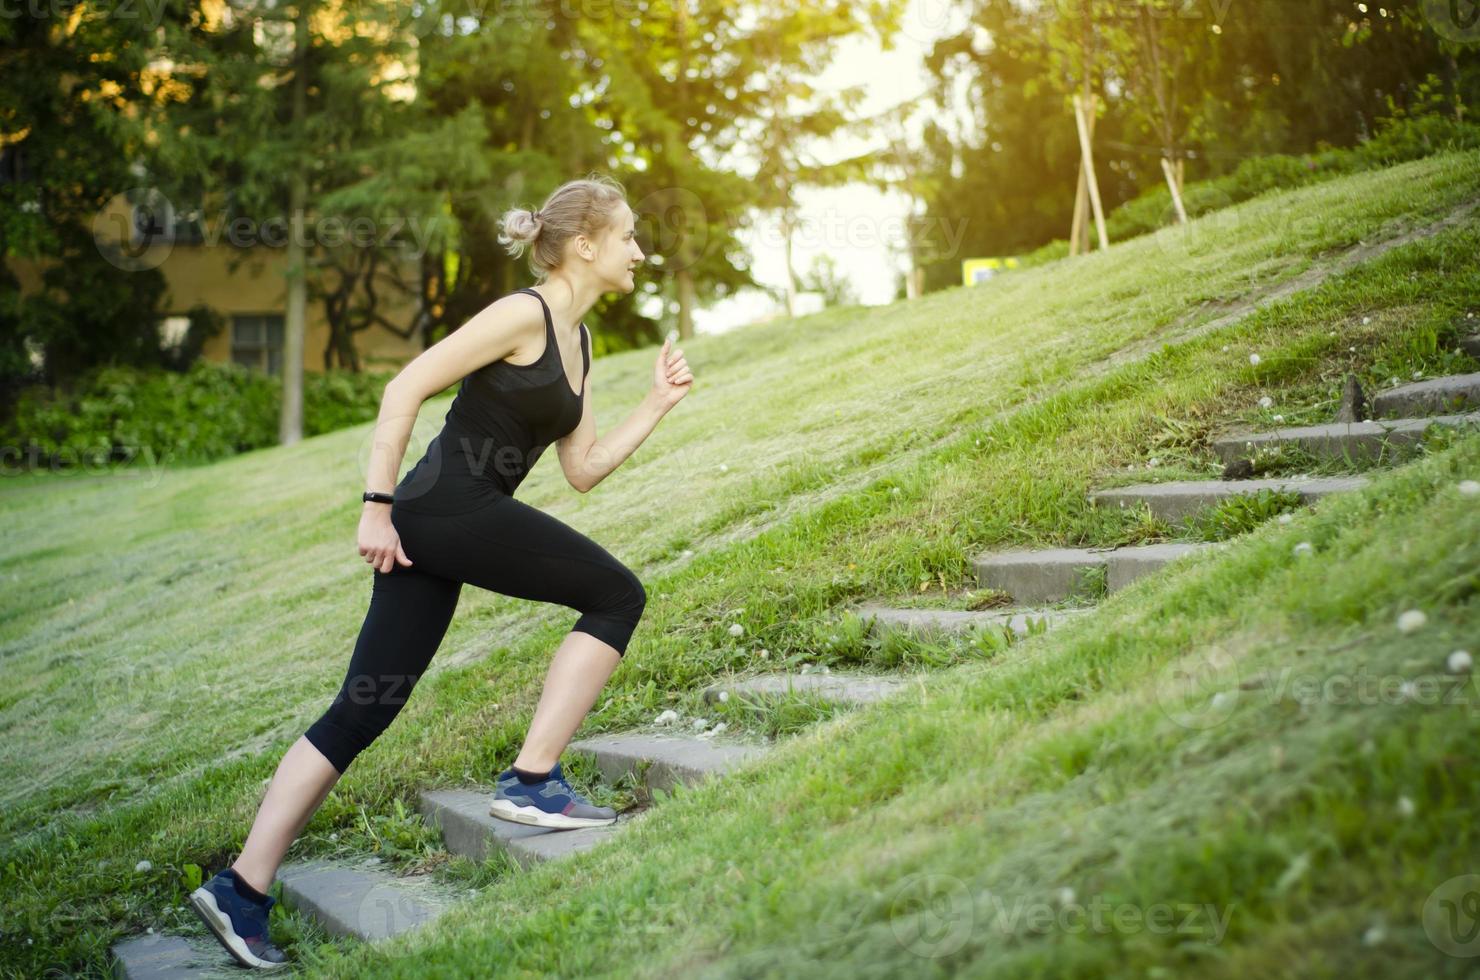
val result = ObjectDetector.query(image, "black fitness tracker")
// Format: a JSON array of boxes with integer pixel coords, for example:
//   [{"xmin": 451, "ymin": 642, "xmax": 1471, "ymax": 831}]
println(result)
[{"xmin": 362, "ymin": 491, "xmax": 395, "ymax": 504}]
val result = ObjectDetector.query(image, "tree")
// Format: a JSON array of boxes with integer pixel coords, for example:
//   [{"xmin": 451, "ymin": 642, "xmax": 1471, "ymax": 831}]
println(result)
[
  {"xmin": 157, "ymin": 0, "xmax": 471, "ymax": 441},
  {"xmin": 0, "ymin": 0, "xmax": 173, "ymax": 402}
]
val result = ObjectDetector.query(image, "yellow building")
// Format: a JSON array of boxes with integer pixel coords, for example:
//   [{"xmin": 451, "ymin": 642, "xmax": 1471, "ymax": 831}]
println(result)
[
  {"xmin": 7, "ymin": 0, "xmax": 426, "ymax": 378},
  {"xmin": 7, "ymin": 189, "xmax": 427, "ymax": 376}
]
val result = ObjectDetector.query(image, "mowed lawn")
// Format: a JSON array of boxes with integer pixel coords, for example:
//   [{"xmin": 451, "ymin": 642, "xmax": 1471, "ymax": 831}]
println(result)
[{"xmin": 1, "ymin": 148, "xmax": 1478, "ymax": 976}]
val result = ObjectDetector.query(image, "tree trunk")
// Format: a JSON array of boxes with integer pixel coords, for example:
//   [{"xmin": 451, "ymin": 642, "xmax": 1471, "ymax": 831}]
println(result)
[
  {"xmin": 279, "ymin": 0, "xmax": 310, "ymax": 447},
  {"xmin": 675, "ymin": 265, "xmax": 696, "ymax": 340}
]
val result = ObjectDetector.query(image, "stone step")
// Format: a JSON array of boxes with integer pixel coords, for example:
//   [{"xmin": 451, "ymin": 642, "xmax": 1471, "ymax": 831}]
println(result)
[
  {"xmin": 1371, "ymin": 371, "xmax": 1480, "ymax": 418},
  {"xmin": 701, "ymin": 669, "xmax": 908, "ymax": 706},
  {"xmin": 565, "ymin": 733, "xmax": 769, "ymax": 795},
  {"xmin": 1212, "ymin": 412, "xmax": 1480, "ymax": 466},
  {"xmin": 851, "ymin": 603, "xmax": 1092, "ymax": 640},
  {"xmin": 1089, "ymin": 476, "xmax": 1368, "ymax": 525},
  {"xmin": 111, "ymin": 931, "xmax": 244, "ymax": 979},
  {"xmin": 973, "ymin": 543, "xmax": 1213, "ymax": 604},
  {"xmin": 276, "ymin": 857, "xmax": 453, "ymax": 943},
  {"xmin": 1461, "ymin": 334, "xmax": 1480, "ymax": 358},
  {"xmin": 418, "ymin": 788, "xmax": 638, "ymax": 871}
]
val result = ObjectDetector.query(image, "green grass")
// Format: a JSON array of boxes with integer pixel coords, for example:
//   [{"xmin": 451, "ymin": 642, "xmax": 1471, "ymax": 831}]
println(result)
[{"xmin": 1, "ymin": 149, "xmax": 1479, "ymax": 977}]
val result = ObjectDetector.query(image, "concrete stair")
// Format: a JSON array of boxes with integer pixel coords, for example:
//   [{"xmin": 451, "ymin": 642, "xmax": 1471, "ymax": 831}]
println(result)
[
  {"xmin": 110, "ymin": 856, "xmax": 458, "ymax": 977},
  {"xmin": 851, "ymin": 602, "xmax": 1092, "ymax": 640},
  {"xmin": 418, "ymin": 788, "xmax": 639, "ymax": 870},
  {"xmin": 565, "ymin": 733, "xmax": 769, "ymax": 795},
  {"xmin": 1211, "ymin": 411, "xmax": 1480, "ymax": 466},
  {"xmin": 1088, "ymin": 476, "xmax": 1368, "ymax": 525},
  {"xmin": 419, "ymin": 732, "xmax": 769, "ymax": 874},
  {"xmin": 973, "ymin": 542, "xmax": 1213, "ymax": 604},
  {"xmin": 275, "ymin": 856, "xmax": 454, "ymax": 943},
  {"xmin": 111, "ymin": 932, "xmax": 243, "ymax": 979},
  {"xmin": 1371, "ymin": 370, "xmax": 1480, "ymax": 418},
  {"xmin": 701, "ymin": 669, "xmax": 909, "ymax": 706}
]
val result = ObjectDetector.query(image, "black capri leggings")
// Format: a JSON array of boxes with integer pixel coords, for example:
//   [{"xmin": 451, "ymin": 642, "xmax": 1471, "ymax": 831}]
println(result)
[{"xmin": 303, "ymin": 492, "xmax": 646, "ymax": 775}]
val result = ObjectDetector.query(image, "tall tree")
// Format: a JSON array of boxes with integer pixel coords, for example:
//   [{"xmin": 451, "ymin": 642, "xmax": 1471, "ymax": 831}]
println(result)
[{"xmin": 0, "ymin": 0, "xmax": 173, "ymax": 401}]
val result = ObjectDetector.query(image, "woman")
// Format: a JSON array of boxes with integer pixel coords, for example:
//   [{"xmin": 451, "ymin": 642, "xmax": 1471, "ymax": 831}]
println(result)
[{"xmin": 189, "ymin": 173, "xmax": 693, "ymax": 970}]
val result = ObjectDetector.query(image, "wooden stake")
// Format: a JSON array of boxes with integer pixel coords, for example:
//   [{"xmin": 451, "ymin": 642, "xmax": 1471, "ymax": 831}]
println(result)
[
  {"xmin": 1070, "ymin": 163, "xmax": 1086, "ymax": 257},
  {"xmin": 1069, "ymin": 93, "xmax": 1096, "ymax": 256},
  {"xmin": 1161, "ymin": 156, "xmax": 1188, "ymax": 225},
  {"xmin": 1072, "ymin": 93, "xmax": 1108, "ymax": 252}
]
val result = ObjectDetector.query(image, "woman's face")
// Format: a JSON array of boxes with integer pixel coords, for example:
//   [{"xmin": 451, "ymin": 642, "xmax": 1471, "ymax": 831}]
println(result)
[{"xmin": 601, "ymin": 203, "xmax": 644, "ymax": 293}]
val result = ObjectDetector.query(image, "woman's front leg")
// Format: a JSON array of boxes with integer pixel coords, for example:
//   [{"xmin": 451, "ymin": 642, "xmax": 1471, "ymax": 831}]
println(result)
[{"xmin": 511, "ymin": 629, "xmax": 622, "ymax": 773}]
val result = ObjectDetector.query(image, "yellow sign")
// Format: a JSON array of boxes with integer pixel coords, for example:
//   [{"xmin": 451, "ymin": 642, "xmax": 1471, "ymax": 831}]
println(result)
[{"xmin": 962, "ymin": 257, "xmax": 1020, "ymax": 286}]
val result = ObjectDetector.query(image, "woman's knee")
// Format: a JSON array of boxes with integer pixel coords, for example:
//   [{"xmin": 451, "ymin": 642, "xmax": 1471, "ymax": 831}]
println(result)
[
  {"xmin": 611, "ymin": 565, "xmax": 646, "ymax": 620},
  {"xmin": 303, "ymin": 670, "xmax": 421, "ymax": 773}
]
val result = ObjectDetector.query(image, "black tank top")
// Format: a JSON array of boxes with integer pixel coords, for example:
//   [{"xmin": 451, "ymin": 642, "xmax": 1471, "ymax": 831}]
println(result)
[{"xmin": 393, "ymin": 287, "xmax": 589, "ymax": 511}]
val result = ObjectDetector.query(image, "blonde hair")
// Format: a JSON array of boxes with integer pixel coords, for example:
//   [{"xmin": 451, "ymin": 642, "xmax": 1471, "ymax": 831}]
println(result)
[{"xmin": 498, "ymin": 173, "xmax": 628, "ymax": 281}]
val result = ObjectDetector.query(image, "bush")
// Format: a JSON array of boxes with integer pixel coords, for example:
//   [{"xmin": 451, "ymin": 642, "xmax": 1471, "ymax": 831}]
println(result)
[{"xmin": 1, "ymin": 360, "xmax": 398, "ymax": 469}]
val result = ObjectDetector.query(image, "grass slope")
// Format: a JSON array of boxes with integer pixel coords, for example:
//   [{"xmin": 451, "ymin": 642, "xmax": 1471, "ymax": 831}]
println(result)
[{"xmin": 0, "ymin": 149, "xmax": 1477, "ymax": 976}]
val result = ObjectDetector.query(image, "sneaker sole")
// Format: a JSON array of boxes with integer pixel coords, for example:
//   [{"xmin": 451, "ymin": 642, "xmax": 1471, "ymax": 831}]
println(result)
[
  {"xmin": 488, "ymin": 798, "xmax": 617, "ymax": 829},
  {"xmin": 188, "ymin": 887, "xmax": 287, "ymax": 971}
]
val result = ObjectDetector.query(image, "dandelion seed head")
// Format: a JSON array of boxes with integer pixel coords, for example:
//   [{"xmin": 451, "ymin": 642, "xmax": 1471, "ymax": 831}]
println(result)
[{"xmin": 1396, "ymin": 609, "xmax": 1427, "ymax": 634}]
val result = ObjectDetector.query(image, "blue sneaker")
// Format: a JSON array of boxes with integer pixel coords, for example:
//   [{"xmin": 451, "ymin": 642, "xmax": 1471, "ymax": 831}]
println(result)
[
  {"xmin": 489, "ymin": 761, "xmax": 618, "ymax": 829},
  {"xmin": 188, "ymin": 868, "xmax": 288, "ymax": 970}
]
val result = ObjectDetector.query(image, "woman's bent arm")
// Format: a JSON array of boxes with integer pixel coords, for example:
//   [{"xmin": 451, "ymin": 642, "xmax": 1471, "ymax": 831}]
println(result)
[{"xmin": 570, "ymin": 391, "xmax": 671, "ymax": 493}]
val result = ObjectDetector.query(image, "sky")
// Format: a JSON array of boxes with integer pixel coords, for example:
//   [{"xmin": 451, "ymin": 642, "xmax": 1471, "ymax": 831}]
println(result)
[{"xmin": 688, "ymin": 1, "xmax": 974, "ymax": 335}]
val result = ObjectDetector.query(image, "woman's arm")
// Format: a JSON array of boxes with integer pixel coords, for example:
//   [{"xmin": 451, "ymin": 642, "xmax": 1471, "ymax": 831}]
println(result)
[{"xmin": 558, "ymin": 334, "xmax": 692, "ymax": 493}]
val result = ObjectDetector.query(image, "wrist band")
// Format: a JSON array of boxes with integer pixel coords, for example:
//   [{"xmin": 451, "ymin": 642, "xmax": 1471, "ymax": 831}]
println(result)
[{"xmin": 363, "ymin": 491, "xmax": 395, "ymax": 504}]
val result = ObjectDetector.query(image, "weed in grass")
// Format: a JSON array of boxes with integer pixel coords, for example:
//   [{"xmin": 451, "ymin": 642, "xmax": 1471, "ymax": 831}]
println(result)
[{"xmin": 1190, "ymin": 488, "xmax": 1307, "ymax": 542}]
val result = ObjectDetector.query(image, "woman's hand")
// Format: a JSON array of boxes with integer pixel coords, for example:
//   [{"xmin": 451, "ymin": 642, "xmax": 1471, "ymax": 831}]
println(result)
[
  {"xmin": 358, "ymin": 506, "xmax": 413, "ymax": 573},
  {"xmin": 652, "ymin": 334, "xmax": 693, "ymax": 408}
]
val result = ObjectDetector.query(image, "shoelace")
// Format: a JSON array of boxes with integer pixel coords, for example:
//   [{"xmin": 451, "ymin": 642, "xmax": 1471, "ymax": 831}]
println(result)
[{"xmin": 505, "ymin": 767, "xmax": 593, "ymax": 804}]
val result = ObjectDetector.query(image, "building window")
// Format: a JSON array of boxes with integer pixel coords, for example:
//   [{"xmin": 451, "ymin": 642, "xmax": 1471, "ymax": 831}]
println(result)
[{"xmin": 231, "ymin": 314, "xmax": 284, "ymax": 375}]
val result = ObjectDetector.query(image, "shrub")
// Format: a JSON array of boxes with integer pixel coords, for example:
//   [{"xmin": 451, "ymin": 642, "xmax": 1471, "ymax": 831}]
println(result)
[{"xmin": 1, "ymin": 360, "xmax": 397, "ymax": 469}]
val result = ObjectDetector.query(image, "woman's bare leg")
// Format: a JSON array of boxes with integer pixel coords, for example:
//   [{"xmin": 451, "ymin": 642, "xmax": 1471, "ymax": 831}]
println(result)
[
  {"xmin": 230, "ymin": 736, "xmax": 342, "ymax": 894},
  {"xmin": 512, "ymin": 630, "xmax": 622, "ymax": 773},
  {"xmin": 229, "ymin": 630, "xmax": 618, "ymax": 893}
]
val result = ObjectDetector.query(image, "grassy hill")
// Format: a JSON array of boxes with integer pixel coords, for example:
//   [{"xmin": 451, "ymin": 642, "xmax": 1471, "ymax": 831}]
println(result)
[{"xmin": 1, "ymin": 148, "xmax": 1478, "ymax": 977}]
